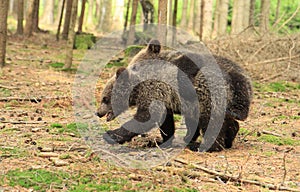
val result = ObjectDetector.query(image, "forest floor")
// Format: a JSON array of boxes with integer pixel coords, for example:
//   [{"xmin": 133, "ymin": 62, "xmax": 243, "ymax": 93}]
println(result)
[{"xmin": 0, "ymin": 33, "xmax": 299, "ymax": 192}]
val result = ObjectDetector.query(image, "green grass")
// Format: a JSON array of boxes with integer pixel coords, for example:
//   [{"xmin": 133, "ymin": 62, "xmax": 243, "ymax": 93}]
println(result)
[
  {"xmin": 0, "ymin": 147, "xmax": 27, "ymax": 158},
  {"xmin": 49, "ymin": 122, "xmax": 88, "ymax": 137},
  {"xmin": 0, "ymin": 88, "xmax": 12, "ymax": 97},
  {"xmin": 258, "ymin": 135, "xmax": 300, "ymax": 146},
  {"xmin": 74, "ymin": 33, "xmax": 96, "ymax": 50},
  {"xmin": 239, "ymin": 127, "xmax": 251, "ymax": 136},
  {"xmin": 2, "ymin": 169, "xmax": 71, "ymax": 191},
  {"xmin": 124, "ymin": 45, "xmax": 144, "ymax": 57},
  {"xmin": 253, "ymin": 81, "xmax": 300, "ymax": 93},
  {"xmin": 105, "ymin": 61, "xmax": 126, "ymax": 68},
  {"xmin": 49, "ymin": 62, "xmax": 64, "ymax": 68}
]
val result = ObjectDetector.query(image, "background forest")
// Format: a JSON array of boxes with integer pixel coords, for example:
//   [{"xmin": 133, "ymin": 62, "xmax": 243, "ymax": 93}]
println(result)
[{"xmin": 0, "ymin": 0, "xmax": 299, "ymax": 191}]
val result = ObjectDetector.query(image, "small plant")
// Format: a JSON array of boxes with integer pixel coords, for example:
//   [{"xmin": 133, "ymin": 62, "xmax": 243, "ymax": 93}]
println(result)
[
  {"xmin": 49, "ymin": 62, "xmax": 64, "ymax": 68},
  {"xmin": 258, "ymin": 135, "xmax": 300, "ymax": 146},
  {"xmin": 50, "ymin": 123, "xmax": 63, "ymax": 128}
]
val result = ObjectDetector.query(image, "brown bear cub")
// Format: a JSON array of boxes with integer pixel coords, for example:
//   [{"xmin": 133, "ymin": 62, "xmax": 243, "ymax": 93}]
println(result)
[{"xmin": 96, "ymin": 39, "xmax": 252, "ymax": 152}]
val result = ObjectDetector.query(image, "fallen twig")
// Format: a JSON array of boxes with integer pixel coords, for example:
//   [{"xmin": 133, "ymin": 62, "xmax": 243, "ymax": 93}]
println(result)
[
  {"xmin": 175, "ymin": 158, "xmax": 300, "ymax": 192},
  {"xmin": 262, "ymin": 130, "xmax": 282, "ymax": 137},
  {"xmin": 0, "ymin": 121, "xmax": 47, "ymax": 124},
  {"xmin": 0, "ymin": 96, "xmax": 70, "ymax": 102},
  {"xmin": 0, "ymin": 85, "xmax": 19, "ymax": 90},
  {"xmin": 251, "ymin": 54, "xmax": 300, "ymax": 66}
]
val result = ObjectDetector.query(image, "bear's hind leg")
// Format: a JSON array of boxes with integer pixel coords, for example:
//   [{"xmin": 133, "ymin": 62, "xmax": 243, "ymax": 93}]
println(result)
[
  {"xmin": 224, "ymin": 117, "xmax": 240, "ymax": 149},
  {"xmin": 159, "ymin": 112, "xmax": 175, "ymax": 147}
]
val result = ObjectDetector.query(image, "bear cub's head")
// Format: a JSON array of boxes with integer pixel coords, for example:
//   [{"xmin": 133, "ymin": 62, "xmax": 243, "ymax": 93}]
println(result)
[{"xmin": 96, "ymin": 39, "xmax": 161, "ymax": 121}]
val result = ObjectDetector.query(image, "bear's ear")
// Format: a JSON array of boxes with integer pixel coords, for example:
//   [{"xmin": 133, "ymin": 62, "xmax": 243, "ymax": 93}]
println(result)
[
  {"xmin": 147, "ymin": 39, "xmax": 161, "ymax": 54},
  {"xmin": 116, "ymin": 67, "xmax": 127, "ymax": 79}
]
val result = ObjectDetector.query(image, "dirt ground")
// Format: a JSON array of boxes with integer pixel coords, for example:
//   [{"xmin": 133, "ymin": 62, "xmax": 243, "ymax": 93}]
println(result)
[{"xmin": 0, "ymin": 33, "xmax": 299, "ymax": 191}]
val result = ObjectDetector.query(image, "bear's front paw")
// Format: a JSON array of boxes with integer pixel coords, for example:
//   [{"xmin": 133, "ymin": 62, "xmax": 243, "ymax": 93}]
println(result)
[{"xmin": 103, "ymin": 130, "xmax": 126, "ymax": 144}]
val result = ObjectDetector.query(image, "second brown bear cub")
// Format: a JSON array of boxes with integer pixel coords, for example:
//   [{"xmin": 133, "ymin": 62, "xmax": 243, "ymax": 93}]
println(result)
[{"xmin": 96, "ymin": 39, "xmax": 252, "ymax": 152}]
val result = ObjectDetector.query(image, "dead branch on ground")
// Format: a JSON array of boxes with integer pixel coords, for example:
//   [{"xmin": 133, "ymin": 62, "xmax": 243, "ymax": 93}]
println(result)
[{"xmin": 174, "ymin": 158, "xmax": 300, "ymax": 192}]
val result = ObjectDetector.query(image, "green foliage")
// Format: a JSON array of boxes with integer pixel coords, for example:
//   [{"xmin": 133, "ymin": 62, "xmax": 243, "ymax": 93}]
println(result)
[
  {"xmin": 0, "ymin": 88, "xmax": 12, "ymax": 97},
  {"xmin": 0, "ymin": 147, "xmax": 27, "ymax": 158},
  {"xmin": 239, "ymin": 127, "xmax": 251, "ymax": 136},
  {"xmin": 49, "ymin": 62, "xmax": 64, "ymax": 69},
  {"xmin": 49, "ymin": 122, "xmax": 88, "ymax": 137},
  {"xmin": 74, "ymin": 33, "xmax": 96, "ymax": 50},
  {"xmin": 105, "ymin": 61, "xmax": 126, "ymax": 68},
  {"xmin": 258, "ymin": 135, "xmax": 300, "ymax": 146},
  {"xmin": 50, "ymin": 123, "xmax": 63, "ymax": 128},
  {"xmin": 124, "ymin": 45, "xmax": 144, "ymax": 57},
  {"xmin": 253, "ymin": 81, "xmax": 300, "ymax": 92},
  {"xmin": 3, "ymin": 169, "xmax": 71, "ymax": 191}
]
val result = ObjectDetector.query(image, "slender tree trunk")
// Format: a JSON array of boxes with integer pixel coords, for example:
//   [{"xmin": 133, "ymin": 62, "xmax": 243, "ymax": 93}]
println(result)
[
  {"xmin": 168, "ymin": 0, "xmax": 172, "ymax": 25},
  {"xmin": 54, "ymin": 0, "xmax": 64, "ymax": 25},
  {"xmin": 188, "ymin": 0, "xmax": 195, "ymax": 30},
  {"xmin": 124, "ymin": 0, "xmax": 131, "ymax": 33},
  {"xmin": 275, "ymin": 0, "xmax": 281, "ymax": 24},
  {"xmin": 77, "ymin": 0, "xmax": 87, "ymax": 33},
  {"xmin": 16, "ymin": 0, "xmax": 24, "ymax": 35},
  {"xmin": 158, "ymin": 0, "xmax": 168, "ymax": 44},
  {"xmin": 172, "ymin": 0, "xmax": 178, "ymax": 45},
  {"xmin": 231, "ymin": 0, "xmax": 250, "ymax": 34},
  {"xmin": 212, "ymin": 0, "xmax": 220, "ymax": 38},
  {"xmin": 243, "ymin": 0, "xmax": 250, "ymax": 29},
  {"xmin": 0, "ymin": 0, "xmax": 9, "ymax": 67},
  {"xmin": 194, "ymin": 0, "xmax": 201, "ymax": 34},
  {"xmin": 86, "ymin": 0, "xmax": 94, "ymax": 26},
  {"xmin": 218, "ymin": 0, "xmax": 229, "ymax": 36},
  {"xmin": 102, "ymin": 0, "xmax": 112, "ymax": 32},
  {"xmin": 260, "ymin": 0, "xmax": 270, "ymax": 33},
  {"xmin": 95, "ymin": 0, "xmax": 101, "ymax": 18},
  {"xmin": 64, "ymin": 0, "xmax": 78, "ymax": 69},
  {"xmin": 200, "ymin": 0, "xmax": 213, "ymax": 40},
  {"xmin": 127, "ymin": 0, "xmax": 138, "ymax": 45},
  {"xmin": 56, "ymin": 0, "xmax": 66, "ymax": 40},
  {"xmin": 41, "ymin": 0, "xmax": 54, "ymax": 25},
  {"xmin": 25, "ymin": 0, "xmax": 35, "ymax": 36},
  {"xmin": 180, "ymin": 0, "xmax": 188, "ymax": 28},
  {"xmin": 32, "ymin": 0, "xmax": 40, "ymax": 32},
  {"xmin": 249, "ymin": 0, "xmax": 255, "ymax": 26},
  {"xmin": 62, "ymin": 0, "xmax": 73, "ymax": 40}
]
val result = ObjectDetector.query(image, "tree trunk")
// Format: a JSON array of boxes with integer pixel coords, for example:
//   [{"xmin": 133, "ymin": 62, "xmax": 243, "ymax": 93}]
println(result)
[
  {"xmin": 24, "ymin": 0, "xmax": 35, "ymax": 36},
  {"xmin": 123, "ymin": 0, "xmax": 131, "ymax": 33},
  {"xmin": 194, "ymin": 0, "xmax": 201, "ymax": 34},
  {"xmin": 32, "ymin": 0, "xmax": 40, "ymax": 32},
  {"xmin": 113, "ymin": 0, "xmax": 124, "ymax": 30},
  {"xmin": 249, "ymin": 0, "xmax": 255, "ymax": 26},
  {"xmin": 180, "ymin": 0, "xmax": 188, "ymax": 28},
  {"xmin": 77, "ymin": 0, "xmax": 87, "ymax": 33},
  {"xmin": 275, "ymin": 0, "xmax": 281, "ymax": 23},
  {"xmin": 260, "ymin": 0, "xmax": 270, "ymax": 33},
  {"xmin": 16, "ymin": 0, "xmax": 24, "ymax": 35},
  {"xmin": 0, "ymin": 0, "xmax": 9, "ymax": 67},
  {"xmin": 56, "ymin": 0, "xmax": 66, "ymax": 40},
  {"xmin": 62, "ymin": 0, "xmax": 73, "ymax": 40},
  {"xmin": 168, "ymin": 0, "xmax": 172, "ymax": 25},
  {"xmin": 158, "ymin": 0, "xmax": 168, "ymax": 44},
  {"xmin": 41, "ymin": 0, "xmax": 54, "ymax": 25},
  {"xmin": 64, "ymin": 0, "xmax": 78, "ymax": 69},
  {"xmin": 200, "ymin": 0, "xmax": 213, "ymax": 40},
  {"xmin": 86, "ymin": 0, "xmax": 94, "ymax": 26},
  {"xmin": 212, "ymin": 0, "xmax": 220, "ymax": 38},
  {"xmin": 102, "ymin": 0, "xmax": 112, "ymax": 32},
  {"xmin": 218, "ymin": 0, "xmax": 229, "ymax": 36},
  {"xmin": 188, "ymin": 0, "xmax": 195, "ymax": 31},
  {"xmin": 127, "ymin": 0, "xmax": 138, "ymax": 45},
  {"xmin": 243, "ymin": 0, "xmax": 250, "ymax": 29},
  {"xmin": 54, "ymin": 0, "xmax": 64, "ymax": 25},
  {"xmin": 172, "ymin": 0, "xmax": 178, "ymax": 45},
  {"xmin": 231, "ymin": 0, "xmax": 244, "ymax": 34}
]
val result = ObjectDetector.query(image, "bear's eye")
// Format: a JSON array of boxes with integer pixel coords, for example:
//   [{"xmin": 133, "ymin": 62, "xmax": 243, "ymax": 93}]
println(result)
[{"xmin": 102, "ymin": 97, "xmax": 110, "ymax": 104}]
